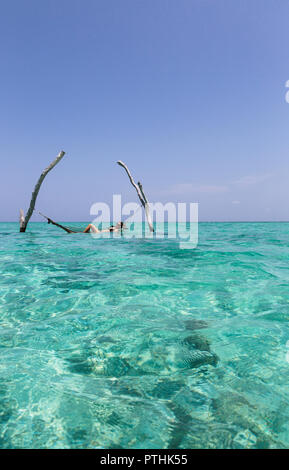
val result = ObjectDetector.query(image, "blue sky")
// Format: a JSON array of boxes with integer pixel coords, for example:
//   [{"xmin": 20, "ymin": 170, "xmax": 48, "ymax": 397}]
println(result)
[{"xmin": 1, "ymin": 0, "xmax": 289, "ymax": 221}]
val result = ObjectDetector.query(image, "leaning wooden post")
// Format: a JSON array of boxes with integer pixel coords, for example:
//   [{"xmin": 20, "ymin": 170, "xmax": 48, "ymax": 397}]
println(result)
[
  {"xmin": 117, "ymin": 160, "xmax": 154, "ymax": 232},
  {"xmin": 20, "ymin": 150, "xmax": 66, "ymax": 232},
  {"xmin": 138, "ymin": 181, "xmax": 154, "ymax": 232}
]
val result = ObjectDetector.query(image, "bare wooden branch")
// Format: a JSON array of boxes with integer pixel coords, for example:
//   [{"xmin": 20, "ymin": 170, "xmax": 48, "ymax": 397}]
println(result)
[
  {"xmin": 138, "ymin": 181, "xmax": 154, "ymax": 231},
  {"xmin": 117, "ymin": 161, "xmax": 145, "ymax": 206},
  {"xmin": 117, "ymin": 160, "xmax": 154, "ymax": 232},
  {"xmin": 19, "ymin": 209, "xmax": 25, "ymax": 227},
  {"xmin": 20, "ymin": 151, "xmax": 66, "ymax": 232},
  {"xmin": 138, "ymin": 182, "xmax": 148, "ymax": 204}
]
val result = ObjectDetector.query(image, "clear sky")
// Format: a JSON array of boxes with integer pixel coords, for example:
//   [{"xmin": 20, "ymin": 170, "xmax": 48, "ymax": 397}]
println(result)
[{"xmin": 1, "ymin": 0, "xmax": 289, "ymax": 222}]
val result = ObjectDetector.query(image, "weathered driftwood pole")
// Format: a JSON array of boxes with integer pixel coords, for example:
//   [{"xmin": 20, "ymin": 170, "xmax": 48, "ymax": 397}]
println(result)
[
  {"xmin": 117, "ymin": 160, "xmax": 154, "ymax": 232},
  {"xmin": 20, "ymin": 150, "xmax": 66, "ymax": 232}
]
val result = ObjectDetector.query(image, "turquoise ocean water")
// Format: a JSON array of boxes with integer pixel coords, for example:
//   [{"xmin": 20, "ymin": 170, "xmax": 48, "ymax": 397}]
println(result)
[{"xmin": 1, "ymin": 221, "xmax": 289, "ymax": 448}]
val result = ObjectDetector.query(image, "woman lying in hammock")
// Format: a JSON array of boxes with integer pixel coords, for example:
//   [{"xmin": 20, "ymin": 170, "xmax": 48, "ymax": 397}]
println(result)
[
  {"xmin": 41, "ymin": 213, "xmax": 125, "ymax": 234},
  {"xmin": 83, "ymin": 221, "xmax": 125, "ymax": 233}
]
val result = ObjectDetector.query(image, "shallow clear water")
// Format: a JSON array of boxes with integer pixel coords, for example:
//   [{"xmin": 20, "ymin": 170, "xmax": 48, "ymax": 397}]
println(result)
[{"xmin": 1, "ymin": 221, "xmax": 289, "ymax": 449}]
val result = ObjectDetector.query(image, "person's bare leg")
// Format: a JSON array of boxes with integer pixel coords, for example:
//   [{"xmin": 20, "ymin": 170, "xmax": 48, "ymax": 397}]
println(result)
[{"xmin": 83, "ymin": 224, "xmax": 99, "ymax": 233}]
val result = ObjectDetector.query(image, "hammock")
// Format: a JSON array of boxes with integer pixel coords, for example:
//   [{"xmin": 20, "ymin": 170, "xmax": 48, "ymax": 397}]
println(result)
[
  {"xmin": 39, "ymin": 205, "xmax": 141, "ymax": 234},
  {"xmin": 38, "ymin": 212, "xmax": 85, "ymax": 233}
]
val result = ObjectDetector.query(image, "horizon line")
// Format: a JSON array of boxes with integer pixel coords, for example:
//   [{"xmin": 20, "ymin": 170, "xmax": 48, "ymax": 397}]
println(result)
[{"xmin": 1, "ymin": 220, "xmax": 289, "ymax": 224}]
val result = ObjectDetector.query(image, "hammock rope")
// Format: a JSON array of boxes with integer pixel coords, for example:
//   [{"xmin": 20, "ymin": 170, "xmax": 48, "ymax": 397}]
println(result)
[{"xmin": 38, "ymin": 212, "xmax": 84, "ymax": 233}]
